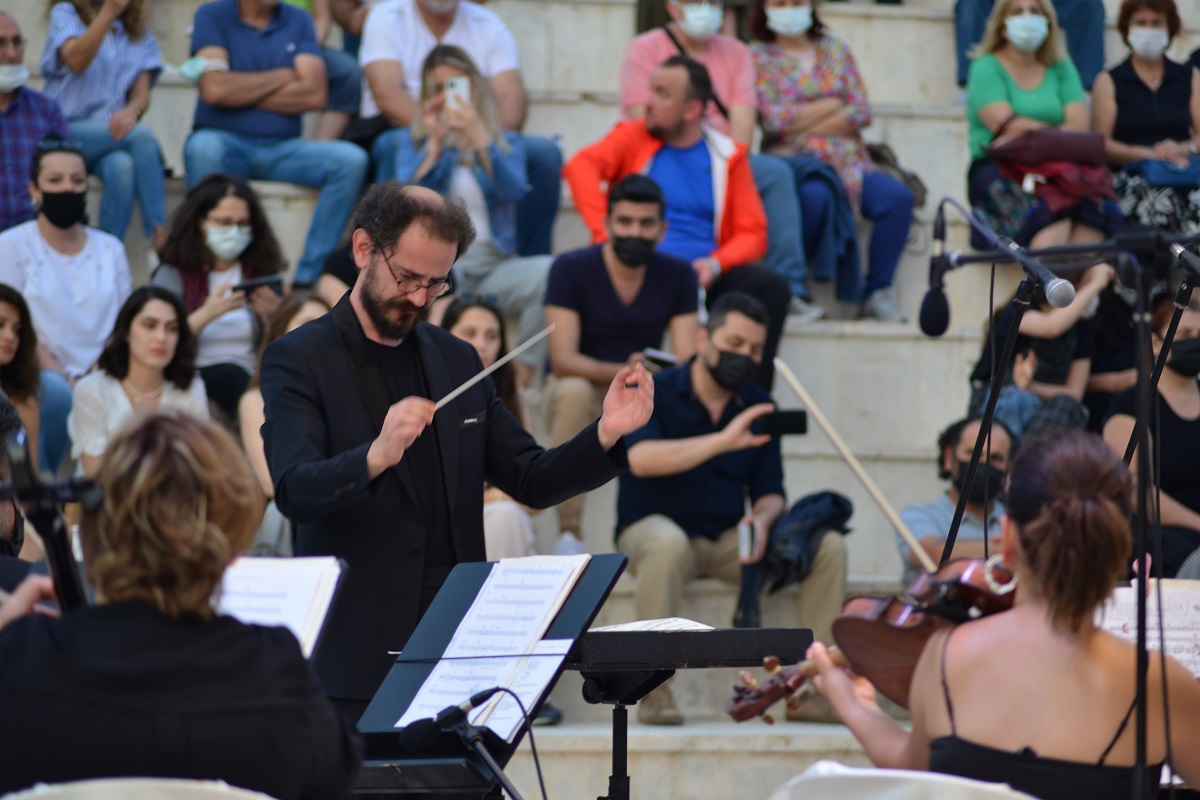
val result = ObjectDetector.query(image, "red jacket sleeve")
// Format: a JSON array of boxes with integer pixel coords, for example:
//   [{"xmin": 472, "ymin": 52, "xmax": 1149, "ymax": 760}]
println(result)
[
  {"xmin": 712, "ymin": 145, "xmax": 768, "ymax": 269},
  {"xmin": 563, "ymin": 121, "xmax": 648, "ymax": 244}
]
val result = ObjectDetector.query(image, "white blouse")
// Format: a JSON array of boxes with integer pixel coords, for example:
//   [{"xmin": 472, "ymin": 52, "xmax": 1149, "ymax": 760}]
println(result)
[{"xmin": 67, "ymin": 371, "xmax": 210, "ymax": 460}]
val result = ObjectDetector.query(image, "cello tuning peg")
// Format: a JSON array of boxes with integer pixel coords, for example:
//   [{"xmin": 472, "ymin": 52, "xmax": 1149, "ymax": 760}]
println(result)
[
  {"xmin": 739, "ymin": 670, "xmax": 758, "ymax": 688},
  {"xmin": 763, "ymin": 656, "xmax": 781, "ymax": 672},
  {"xmin": 762, "ymin": 714, "xmax": 775, "ymax": 725},
  {"xmin": 785, "ymin": 697, "xmax": 800, "ymax": 712}
]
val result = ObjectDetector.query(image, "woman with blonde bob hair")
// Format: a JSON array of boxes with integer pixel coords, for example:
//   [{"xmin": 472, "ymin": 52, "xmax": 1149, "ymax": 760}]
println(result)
[{"xmin": 0, "ymin": 414, "xmax": 359, "ymax": 798}]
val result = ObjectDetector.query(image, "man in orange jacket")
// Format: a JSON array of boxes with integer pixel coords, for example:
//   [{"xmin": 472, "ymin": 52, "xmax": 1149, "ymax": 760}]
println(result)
[{"xmin": 564, "ymin": 55, "xmax": 789, "ymax": 389}]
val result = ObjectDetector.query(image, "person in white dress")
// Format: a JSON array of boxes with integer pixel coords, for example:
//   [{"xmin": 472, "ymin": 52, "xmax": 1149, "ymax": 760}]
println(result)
[{"xmin": 68, "ymin": 286, "xmax": 209, "ymax": 476}]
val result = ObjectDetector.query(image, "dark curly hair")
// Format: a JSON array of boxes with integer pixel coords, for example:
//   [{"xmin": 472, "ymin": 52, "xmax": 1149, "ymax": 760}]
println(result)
[
  {"xmin": 936, "ymin": 415, "xmax": 1017, "ymax": 480},
  {"xmin": 97, "ymin": 287, "xmax": 198, "ymax": 390},
  {"xmin": 352, "ymin": 181, "xmax": 476, "ymax": 260}
]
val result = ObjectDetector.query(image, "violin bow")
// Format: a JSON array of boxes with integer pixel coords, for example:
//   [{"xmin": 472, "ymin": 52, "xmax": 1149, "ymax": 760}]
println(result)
[{"xmin": 773, "ymin": 357, "xmax": 939, "ymax": 574}]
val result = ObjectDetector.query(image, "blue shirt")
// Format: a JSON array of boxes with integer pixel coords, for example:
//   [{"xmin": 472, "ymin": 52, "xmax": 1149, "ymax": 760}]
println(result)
[
  {"xmin": 617, "ymin": 361, "xmax": 784, "ymax": 541},
  {"xmin": 191, "ymin": 0, "xmax": 320, "ymax": 139},
  {"xmin": 41, "ymin": 2, "xmax": 162, "ymax": 122},
  {"xmin": 0, "ymin": 88, "xmax": 72, "ymax": 232},
  {"xmin": 647, "ymin": 140, "xmax": 715, "ymax": 263},
  {"xmin": 897, "ymin": 492, "xmax": 1003, "ymax": 587},
  {"xmin": 544, "ymin": 245, "xmax": 698, "ymax": 365}
]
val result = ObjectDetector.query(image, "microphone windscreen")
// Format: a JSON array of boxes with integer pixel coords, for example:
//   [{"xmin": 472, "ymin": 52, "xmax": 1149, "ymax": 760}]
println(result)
[
  {"xmin": 918, "ymin": 289, "xmax": 950, "ymax": 338},
  {"xmin": 1044, "ymin": 278, "xmax": 1076, "ymax": 308},
  {"xmin": 397, "ymin": 718, "xmax": 440, "ymax": 753}
]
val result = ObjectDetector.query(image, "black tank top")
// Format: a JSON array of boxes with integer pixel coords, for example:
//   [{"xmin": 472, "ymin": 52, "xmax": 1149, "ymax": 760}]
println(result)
[{"xmin": 1110, "ymin": 57, "xmax": 1193, "ymax": 148}]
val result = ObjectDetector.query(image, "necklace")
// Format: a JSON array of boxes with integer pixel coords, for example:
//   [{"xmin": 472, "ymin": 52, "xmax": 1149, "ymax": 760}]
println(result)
[{"xmin": 122, "ymin": 378, "xmax": 165, "ymax": 402}]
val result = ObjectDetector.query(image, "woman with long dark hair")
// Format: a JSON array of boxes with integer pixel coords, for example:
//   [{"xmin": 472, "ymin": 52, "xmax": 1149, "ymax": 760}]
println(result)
[
  {"xmin": 153, "ymin": 173, "xmax": 284, "ymax": 423},
  {"xmin": 0, "ymin": 285, "xmax": 41, "ymax": 470},
  {"xmin": 68, "ymin": 286, "xmax": 207, "ymax": 475}
]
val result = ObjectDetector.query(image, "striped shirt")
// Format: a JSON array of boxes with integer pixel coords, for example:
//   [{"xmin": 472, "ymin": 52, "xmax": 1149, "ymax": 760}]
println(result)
[
  {"xmin": 0, "ymin": 88, "xmax": 72, "ymax": 232},
  {"xmin": 39, "ymin": 2, "xmax": 162, "ymax": 122}
]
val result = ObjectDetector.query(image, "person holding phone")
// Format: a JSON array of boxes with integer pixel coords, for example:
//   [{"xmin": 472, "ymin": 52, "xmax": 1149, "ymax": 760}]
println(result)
[
  {"xmin": 153, "ymin": 174, "xmax": 284, "ymax": 424},
  {"xmin": 387, "ymin": 44, "xmax": 552, "ymax": 385}
]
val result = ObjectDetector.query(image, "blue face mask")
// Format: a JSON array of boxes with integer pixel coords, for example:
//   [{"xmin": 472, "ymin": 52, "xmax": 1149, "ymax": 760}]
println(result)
[
  {"xmin": 1004, "ymin": 13, "xmax": 1050, "ymax": 53},
  {"xmin": 677, "ymin": 2, "xmax": 723, "ymax": 40},
  {"xmin": 765, "ymin": 6, "xmax": 813, "ymax": 37}
]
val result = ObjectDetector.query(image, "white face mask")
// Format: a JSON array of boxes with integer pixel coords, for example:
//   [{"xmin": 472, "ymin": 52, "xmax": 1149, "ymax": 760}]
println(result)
[
  {"xmin": 0, "ymin": 64, "xmax": 29, "ymax": 93},
  {"xmin": 206, "ymin": 225, "xmax": 253, "ymax": 261},
  {"xmin": 765, "ymin": 6, "xmax": 813, "ymax": 37},
  {"xmin": 1128, "ymin": 27, "xmax": 1169, "ymax": 61},
  {"xmin": 677, "ymin": 2, "xmax": 723, "ymax": 40},
  {"xmin": 421, "ymin": 0, "xmax": 458, "ymax": 13},
  {"xmin": 1004, "ymin": 13, "xmax": 1050, "ymax": 53}
]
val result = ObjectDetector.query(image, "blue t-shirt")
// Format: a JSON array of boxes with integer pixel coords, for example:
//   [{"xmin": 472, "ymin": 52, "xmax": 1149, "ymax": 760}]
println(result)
[
  {"xmin": 544, "ymin": 244, "xmax": 698, "ymax": 364},
  {"xmin": 616, "ymin": 362, "xmax": 784, "ymax": 541},
  {"xmin": 647, "ymin": 140, "xmax": 715, "ymax": 263},
  {"xmin": 191, "ymin": 0, "xmax": 320, "ymax": 139}
]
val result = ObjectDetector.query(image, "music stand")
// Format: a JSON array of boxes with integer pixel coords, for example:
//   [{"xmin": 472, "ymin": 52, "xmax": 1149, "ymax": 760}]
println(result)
[{"xmin": 354, "ymin": 553, "xmax": 627, "ymax": 796}]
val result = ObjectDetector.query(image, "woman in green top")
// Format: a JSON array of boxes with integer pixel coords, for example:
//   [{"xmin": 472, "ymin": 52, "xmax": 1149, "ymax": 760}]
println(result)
[{"xmin": 965, "ymin": 0, "xmax": 1124, "ymax": 249}]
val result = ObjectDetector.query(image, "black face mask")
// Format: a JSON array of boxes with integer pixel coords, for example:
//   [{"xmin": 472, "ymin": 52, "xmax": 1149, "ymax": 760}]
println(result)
[
  {"xmin": 706, "ymin": 348, "xmax": 758, "ymax": 391},
  {"xmin": 953, "ymin": 460, "xmax": 1006, "ymax": 505},
  {"xmin": 1168, "ymin": 337, "xmax": 1200, "ymax": 378},
  {"xmin": 611, "ymin": 236, "xmax": 657, "ymax": 267},
  {"xmin": 39, "ymin": 190, "xmax": 87, "ymax": 229}
]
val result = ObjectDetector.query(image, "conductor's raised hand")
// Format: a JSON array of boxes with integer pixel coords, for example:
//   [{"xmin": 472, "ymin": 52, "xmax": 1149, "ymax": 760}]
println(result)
[
  {"xmin": 597, "ymin": 362, "xmax": 654, "ymax": 451},
  {"xmin": 366, "ymin": 396, "xmax": 435, "ymax": 479},
  {"xmin": 721, "ymin": 402, "xmax": 774, "ymax": 453}
]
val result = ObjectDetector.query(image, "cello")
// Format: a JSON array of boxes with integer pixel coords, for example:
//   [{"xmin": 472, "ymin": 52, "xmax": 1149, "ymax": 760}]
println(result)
[{"xmin": 725, "ymin": 360, "xmax": 1015, "ymax": 723}]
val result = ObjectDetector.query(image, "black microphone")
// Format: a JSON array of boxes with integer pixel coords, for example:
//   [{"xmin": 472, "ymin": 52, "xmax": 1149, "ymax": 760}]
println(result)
[
  {"xmin": 433, "ymin": 686, "xmax": 503, "ymax": 728},
  {"xmin": 919, "ymin": 203, "xmax": 951, "ymax": 337},
  {"xmin": 997, "ymin": 236, "xmax": 1075, "ymax": 308},
  {"xmin": 1171, "ymin": 243, "xmax": 1200, "ymax": 278}
]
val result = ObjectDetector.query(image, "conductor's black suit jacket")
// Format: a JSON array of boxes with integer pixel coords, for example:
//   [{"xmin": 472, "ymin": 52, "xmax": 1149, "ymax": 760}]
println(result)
[{"xmin": 261, "ymin": 299, "xmax": 627, "ymax": 700}]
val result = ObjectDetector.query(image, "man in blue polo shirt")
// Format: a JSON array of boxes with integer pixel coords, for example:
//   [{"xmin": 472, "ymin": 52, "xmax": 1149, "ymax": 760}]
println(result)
[
  {"xmin": 615, "ymin": 292, "xmax": 846, "ymax": 725},
  {"xmin": 183, "ymin": 0, "xmax": 369, "ymax": 285}
]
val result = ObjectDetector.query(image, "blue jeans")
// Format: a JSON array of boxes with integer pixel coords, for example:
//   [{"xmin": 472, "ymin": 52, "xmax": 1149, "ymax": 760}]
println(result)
[
  {"xmin": 322, "ymin": 47, "xmax": 361, "ymax": 114},
  {"xmin": 184, "ymin": 130, "xmax": 369, "ymax": 285},
  {"xmin": 798, "ymin": 171, "xmax": 913, "ymax": 296},
  {"xmin": 955, "ymin": 0, "xmax": 1105, "ymax": 88},
  {"xmin": 750, "ymin": 154, "xmax": 809, "ymax": 299},
  {"xmin": 37, "ymin": 369, "xmax": 72, "ymax": 476},
  {"xmin": 515, "ymin": 135, "xmax": 562, "ymax": 256},
  {"xmin": 70, "ymin": 119, "xmax": 167, "ymax": 239}
]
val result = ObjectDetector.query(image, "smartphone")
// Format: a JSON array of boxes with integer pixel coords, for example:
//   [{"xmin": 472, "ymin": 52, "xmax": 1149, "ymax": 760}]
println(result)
[
  {"xmin": 231, "ymin": 275, "xmax": 284, "ymax": 296},
  {"xmin": 754, "ymin": 410, "xmax": 808, "ymax": 437},
  {"xmin": 641, "ymin": 347, "xmax": 679, "ymax": 369},
  {"xmin": 444, "ymin": 76, "xmax": 471, "ymax": 111}
]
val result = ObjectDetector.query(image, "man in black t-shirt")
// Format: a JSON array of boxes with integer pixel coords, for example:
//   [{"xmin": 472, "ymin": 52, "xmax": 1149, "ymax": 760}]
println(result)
[{"xmin": 543, "ymin": 176, "xmax": 698, "ymax": 551}]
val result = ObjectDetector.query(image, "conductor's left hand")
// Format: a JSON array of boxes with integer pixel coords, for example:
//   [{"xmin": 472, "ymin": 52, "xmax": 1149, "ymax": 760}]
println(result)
[{"xmin": 597, "ymin": 363, "xmax": 653, "ymax": 451}]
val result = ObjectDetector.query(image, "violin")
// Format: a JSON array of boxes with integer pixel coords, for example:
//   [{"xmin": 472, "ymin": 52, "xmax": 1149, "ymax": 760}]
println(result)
[{"xmin": 726, "ymin": 556, "xmax": 1015, "ymax": 722}]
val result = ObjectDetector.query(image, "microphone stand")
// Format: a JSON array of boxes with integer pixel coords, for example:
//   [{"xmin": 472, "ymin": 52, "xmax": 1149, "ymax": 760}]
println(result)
[{"xmin": 438, "ymin": 707, "xmax": 525, "ymax": 800}]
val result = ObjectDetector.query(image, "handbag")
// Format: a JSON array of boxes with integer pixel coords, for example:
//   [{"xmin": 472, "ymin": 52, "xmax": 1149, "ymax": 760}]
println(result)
[
  {"xmin": 1126, "ymin": 155, "xmax": 1200, "ymax": 189},
  {"xmin": 986, "ymin": 129, "xmax": 1106, "ymax": 166}
]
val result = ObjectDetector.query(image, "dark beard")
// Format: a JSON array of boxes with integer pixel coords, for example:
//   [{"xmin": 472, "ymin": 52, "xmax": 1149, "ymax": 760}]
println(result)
[{"xmin": 361, "ymin": 265, "xmax": 430, "ymax": 339}]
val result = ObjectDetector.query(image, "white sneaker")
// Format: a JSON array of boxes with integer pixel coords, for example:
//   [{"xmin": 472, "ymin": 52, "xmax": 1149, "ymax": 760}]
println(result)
[
  {"xmin": 859, "ymin": 289, "xmax": 908, "ymax": 323},
  {"xmin": 787, "ymin": 295, "xmax": 827, "ymax": 323},
  {"xmin": 554, "ymin": 532, "xmax": 588, "ymax": 556}
]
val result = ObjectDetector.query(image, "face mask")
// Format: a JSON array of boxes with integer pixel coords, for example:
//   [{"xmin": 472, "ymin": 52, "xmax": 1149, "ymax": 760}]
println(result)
[
  {"xmin": 1004, "ymin": 13, "xmax": 1050, "ymax": 53},
  {"xmin": 38, "ymin": 191, "xmax": 87, "ymax": 229},
  {"xmin": 765, "ymin": 6, "xmax": 813, "ymax": 37},
  {"xmin": 422, "ymin": 0, "xmax": 458, "ymax": 13},
  {"xmin": 206, "ymin": 224, "xmax": 253, "ymax": 261},
  {"xmin": 611, "ymin": 236, "xmax": 658, "ymax": 267},
  {"xmin": 677, "ymin": 2, "xmax": 723, "ymax": 40},
  {"xmin": 1167, "ymin": 336, "xmax": 1200, "ymax": 378},
  {"xmin": 0, "ymin": 64, "xmax": 28, "ymax": 93},
  {"xmin": 953, "ymin": 460, "xmax": 1006, "ymax": 505},
  {"xmin": 706, "ymin": 347, "xmax": 758, "ymax": 390},
  {"xmin": 1127, "ymin": 27, "xmax": 1169, "ymax": 61}
]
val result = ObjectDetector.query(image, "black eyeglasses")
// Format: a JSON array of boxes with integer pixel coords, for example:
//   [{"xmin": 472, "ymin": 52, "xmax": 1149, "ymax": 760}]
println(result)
[{"xmin": 379, "ymin": 248, "xmax": 453, "ymax": 300}]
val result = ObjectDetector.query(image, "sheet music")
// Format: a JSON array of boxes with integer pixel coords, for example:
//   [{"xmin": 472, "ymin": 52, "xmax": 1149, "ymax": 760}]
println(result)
[
  {"xmin": 590, "ymin": 617, "xmax": 715, "ymax": 633},
  {"xmin": 1097, "ymin": 580, "xmax": 1200, "ymax": 678},
  {"xmin": 217, "ymin": 556, "xmax": 343, "ymax": 658},
  {"xmin": 470, "ymin": 639, "xmax": 573, "ymax": 742}
]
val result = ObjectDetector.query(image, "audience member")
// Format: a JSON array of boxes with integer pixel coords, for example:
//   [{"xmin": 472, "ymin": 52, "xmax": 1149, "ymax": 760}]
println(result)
[
  {"xmin": 0, "ymin": 11, "xmax": 72, "ymax": 233},
  {"xmin": 620, "ymin": 0, "xmax": 819, "ymax": 321},
  {"xmin": 153, "ymin": 174, "xmax": 285, "ymax": 424},
  {"xmin": 956, "ymin": 0, "xmax": 1106, "ymax": 90},
  {"xmin": 969, "ymin": 264, "xmax": 1113, "ymax": 436},
  {"xmin": 282, "ymin": 0, "xmax": 362, "ymax": 140},
  {"xmin": 897, "ymin": 416, "xmax": 1013, "ymax": 588},
  {"xmin": 616, "ymin": 292, "xmax": 846, "ymax": 725},
  {"xmin": 809, "ymin": 430, "xmax": 1200, "ymax": 797},
  {"xmin": 750, "ymin": 0, "xmax": 913, "ymax": 322},
  {"xmin": 393, "ymin": 45, "xmax": 550, "ymax": 378},
  {"xmin": 544, "ymin": 175, "xmax": 698, "ymax": 551},
  {"xmin": 1091, "ymin": 0, "xmax": 1200, "ymax": 236},
  {"xmin": 68, "ymin": 287, "xmax": 208, "ymax": 476},
  {"xmin": 564, "ymin": 56, "xmax": 790, "ymax": 389},
  {"xmin": 239, "ymin": 291, "xmax": 331, "ymax": 556},
  {"xmin": 1103, "ymin": 294, "xmax": 1200, "ymax": 577},
  {"xmin": 360, "ymin": 0, "xmax": 561, "ymax": 256},
  {"xmin": 1083, "ymin": 283, "xmax": 1141, "ymax": 432},
  {"xmin": 0, "ymin": 413, "xmax": 361, "ymax": 797},
  {"xmin": 40, "ymin": 0, "xmax": 168, "ymax": 245},
  {"xmin": 965, "ymin": 0, "xmax": 1124, "ymax": 250},
  {"xmin": 0, "ymin": 392, "xmax": 30, "ymax": 562},
  {"xmin": 440, "ymin": 296, "xmax": 537, "ymax": 560},
  {"xmin": 0, "ymin": 285, "xmax": 41, "ymax": 473},
  {"xmin": 183, "ymin": 0, "xmax": 369, "ymax": 286},
  {"xmin": 0, "ymin": 139, "xmax": 131, "ymax": 475}
]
